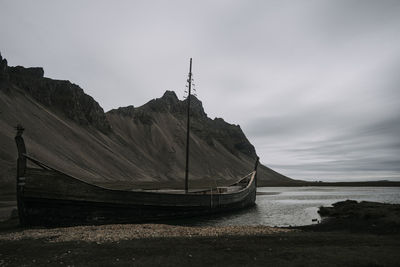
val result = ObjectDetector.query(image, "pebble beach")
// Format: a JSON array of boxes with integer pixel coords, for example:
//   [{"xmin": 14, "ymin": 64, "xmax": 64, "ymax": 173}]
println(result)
[{"xmin": 0, "ymin": 223, "xmax": 293, "ymax": 243}]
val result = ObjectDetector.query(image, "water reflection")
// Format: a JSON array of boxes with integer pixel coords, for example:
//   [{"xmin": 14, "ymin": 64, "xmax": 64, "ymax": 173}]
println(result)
[{"xmin": 171, "ymin": 186, "xmax": 400, "ymax": 227}]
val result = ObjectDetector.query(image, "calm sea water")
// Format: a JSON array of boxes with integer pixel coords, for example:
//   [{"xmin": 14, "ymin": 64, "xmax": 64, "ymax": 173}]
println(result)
[{"xmin": 175, "ymin": 187, "xmax": 400, "ymax": 227}]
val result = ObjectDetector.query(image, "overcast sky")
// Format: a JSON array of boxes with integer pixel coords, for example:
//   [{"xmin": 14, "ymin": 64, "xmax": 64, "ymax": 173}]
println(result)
[{"xmin": 1, "ymin": 0, "xmax": 399, "ymax": 181}]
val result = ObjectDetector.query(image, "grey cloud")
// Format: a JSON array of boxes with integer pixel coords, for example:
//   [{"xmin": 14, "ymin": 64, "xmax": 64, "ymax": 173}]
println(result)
[
  {"xmin": 1, "ymin": 0, "xmax": 399, "ymax": 181},
  {"xmin": 249, "ymin": 114, "xmax": 400, "ymax": 180},
  {"xmin": 315, "ymin": 0, "xmax": 400, "ymax": 40}
]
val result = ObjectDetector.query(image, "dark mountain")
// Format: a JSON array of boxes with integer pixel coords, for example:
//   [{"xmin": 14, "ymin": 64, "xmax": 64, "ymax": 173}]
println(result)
[
  {"xmin": 6, "ymin": 64, "xmax": 110, "ymax": 133},
  {"xmin": 0, "ymin": 53, "xmax": 293, "ymax": 194}
]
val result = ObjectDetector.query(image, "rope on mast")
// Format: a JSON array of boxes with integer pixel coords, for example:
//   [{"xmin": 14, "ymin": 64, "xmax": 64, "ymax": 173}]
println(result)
[{"xmin": 184, "ymin": 58, "xmax": 192, "ymax": 194}]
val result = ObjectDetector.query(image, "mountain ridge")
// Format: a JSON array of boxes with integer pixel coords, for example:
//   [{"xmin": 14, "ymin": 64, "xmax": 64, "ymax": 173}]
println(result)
[
  {"xmin": 0, "ymin": 53, "xmax": 293, "ymax": 193},
  {"xmin": 1, "ymin": 53, "xmax": 110, "ymax": 133},
  {"xmin": 108, "ymin": 90, "xmax": 257, "ymax": 159}
]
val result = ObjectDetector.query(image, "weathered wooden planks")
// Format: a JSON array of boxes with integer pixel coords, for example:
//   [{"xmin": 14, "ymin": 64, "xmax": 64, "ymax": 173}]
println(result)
[{"xmin": 17, "ymin": 167, "xmax": 256, "ymax": 226}]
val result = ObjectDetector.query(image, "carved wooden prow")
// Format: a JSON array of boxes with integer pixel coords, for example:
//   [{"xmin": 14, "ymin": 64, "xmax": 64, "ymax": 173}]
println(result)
[
  {"xmin": 15, "ymin": 125, "xmax": 26, "ymax": 174},
  {"xmin": 254, "ymin": 156, "xmax": 260, "ymax": 188},
  {"xmin": 15, "ymin": 124, "xmax": 27, "ymax": 226}
]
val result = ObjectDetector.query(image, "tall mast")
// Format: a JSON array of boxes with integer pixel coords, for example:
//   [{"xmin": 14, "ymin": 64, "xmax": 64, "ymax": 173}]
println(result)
[{"xmin": 185, "ymin": 58, "xmax": 192, "ymax": 193}]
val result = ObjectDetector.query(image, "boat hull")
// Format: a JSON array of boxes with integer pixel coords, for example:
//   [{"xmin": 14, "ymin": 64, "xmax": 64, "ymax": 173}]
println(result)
[
  {"xmin": 18, "ymin": 168, "xmax": 257, "ymax": 226},
  {"xmin": 21, "ymin": 195, "xmax": 255, "ymax": 226}
]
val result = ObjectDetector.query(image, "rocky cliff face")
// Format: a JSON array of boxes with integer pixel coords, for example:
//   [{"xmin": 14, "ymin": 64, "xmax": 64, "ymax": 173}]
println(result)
[
  {"xmin": 109, "ymin": 90, "xmax": 257, "ymax": 159},
  {"xmin": 0, "ymin": 56, "xmax": 110, "ymax": 133},
  {"xmin": 0, "ymin": 53, "xmax": 9, "ymax": 81}
]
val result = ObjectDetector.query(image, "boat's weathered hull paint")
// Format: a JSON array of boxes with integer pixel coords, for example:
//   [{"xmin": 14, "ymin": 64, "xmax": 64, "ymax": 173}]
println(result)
[{"xmin": 18, "ymin": 168, "xmax": 257, "ymax": 226}]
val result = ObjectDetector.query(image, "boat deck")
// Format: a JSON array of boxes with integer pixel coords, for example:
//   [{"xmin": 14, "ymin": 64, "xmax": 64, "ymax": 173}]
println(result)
[{"xmin": 134, "ymin": 185, "xmax": 245, "ymax": 194}]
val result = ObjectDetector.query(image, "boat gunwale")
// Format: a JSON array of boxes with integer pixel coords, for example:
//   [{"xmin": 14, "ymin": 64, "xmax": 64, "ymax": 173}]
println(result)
[{"xmin": 24, "ymin": 154, "xmax": 256, "ymax": 197}]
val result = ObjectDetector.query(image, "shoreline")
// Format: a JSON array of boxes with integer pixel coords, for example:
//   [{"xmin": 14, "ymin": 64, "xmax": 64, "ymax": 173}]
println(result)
[
  {"xmin": 1, "ymin": 200, "xmax": 400, "ymax": 266},
  {"xmin": 258, "ymin": 181, "xmax": 400, "ymax": 187}
]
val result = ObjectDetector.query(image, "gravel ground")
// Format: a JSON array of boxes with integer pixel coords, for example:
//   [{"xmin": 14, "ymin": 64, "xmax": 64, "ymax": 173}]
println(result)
[
  {"xmin": 1, "ymin": 230, "xmax": 399, "ymax": 267},
  {"xmin": 0, "ymin": 224, "xmax": 293, "ymax": 243}
]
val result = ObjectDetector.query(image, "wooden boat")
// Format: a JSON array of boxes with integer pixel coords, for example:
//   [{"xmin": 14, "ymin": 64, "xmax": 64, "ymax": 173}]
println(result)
[
  {"xmin": 15, "ymin": 132, "xmax": 258, "ymax": 226},
  {"xmin": 14, "ymin": 58, "xmax": 259, "ymax": 226}
]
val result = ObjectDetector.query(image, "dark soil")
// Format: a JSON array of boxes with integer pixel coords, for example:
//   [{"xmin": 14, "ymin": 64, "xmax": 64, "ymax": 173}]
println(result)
[{"xmin": 1, "ymin": 232, "xmax": 399, "ymax": 267}]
